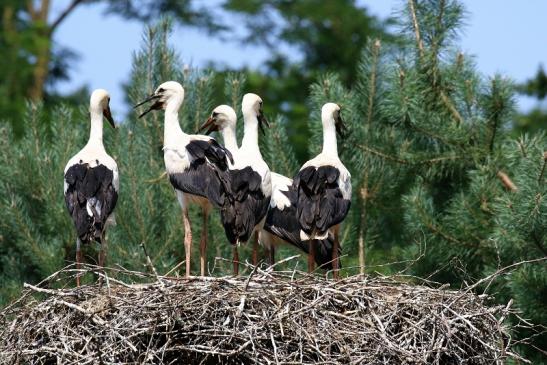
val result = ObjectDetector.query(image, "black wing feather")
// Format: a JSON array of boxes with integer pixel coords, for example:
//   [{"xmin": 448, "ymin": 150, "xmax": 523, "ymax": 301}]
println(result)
[
  {"xmin": 169, "ymin": 139, "xmax": 232, "ymax": 207},
  {"xmin": 264, "ymin": 185, "xmax": 340, "ymax": 270},
  {"xmin": 221, "ymin": 167, "xmax": 270, "ymax": 244},
  {"xmin": 294, "ymin": 165, "xmax": 350, "ymax": 237},
  {"xmin": 64, "ymin": 163, "xmax": 118, "ymax": 244}
]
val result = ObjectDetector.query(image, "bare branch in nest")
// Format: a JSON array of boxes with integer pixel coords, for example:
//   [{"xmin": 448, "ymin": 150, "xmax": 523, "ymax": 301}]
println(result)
[{"xmin": 0, "ymin": 264, "xmax": 532, "ymax": 364}]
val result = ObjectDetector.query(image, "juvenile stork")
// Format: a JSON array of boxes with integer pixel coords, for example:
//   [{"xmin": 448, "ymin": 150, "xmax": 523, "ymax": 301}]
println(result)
[
  {"xmin": 64, "ymin": 89, "xmax": 118, "ymax": 286},
  {"xmin": 200, "ymin": 106, "xmax": 338, "ymax": 270},
  {"xmin": 135, "ymin": 81, "xmax": 233, "ymax": 277},
  {"xmin": 294, "ymin": 103, "xmax": 351, "ymax": 278},
  {"xmin": 201, "ymin": 95, "xmax": 271, "ymax": 275}
]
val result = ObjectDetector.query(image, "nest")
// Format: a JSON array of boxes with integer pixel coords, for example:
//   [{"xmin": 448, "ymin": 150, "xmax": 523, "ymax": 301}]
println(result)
[{"xmin": 0, "ymin": 263, "xmax": 525, "ymax": 364}]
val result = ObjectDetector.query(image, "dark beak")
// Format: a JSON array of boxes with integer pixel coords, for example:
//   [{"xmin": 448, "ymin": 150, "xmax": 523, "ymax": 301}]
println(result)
[
  {"xmin": 103, "ymin": 105, "xmax": 115, "ymax": 128},
  {"xmin": 134, "ymin": 93, "xmax": 163, "ymax": 118},
  {"xmin": 335, "ymin": 113, "xmax": 347, "ymax": 138},
  {"xmin": 198, "ymin": 116, "xmax": 220, "ymax": 135},
  {"xmin": 257, "ymin": 108, "xmax": 270, "ymax": 136}
]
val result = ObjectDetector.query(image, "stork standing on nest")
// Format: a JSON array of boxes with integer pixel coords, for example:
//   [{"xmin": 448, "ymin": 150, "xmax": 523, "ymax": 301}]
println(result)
[
  {"xmin": 64, "ymin": 89, "xmax": 118, "ymax": 286},
  {"xmin": 261, "ymin": 172, "xmax": 340, "ymax": 271},
  {"xmin": 135, "ymin": 81, "xmax": 233, "ymax": 277},
  {"xmin": 201, "ymin": 95, "xmax": 271, "ymax": 275},
  {"xmin": 294, "ymin": 103, "xmax": 351, "ymax": 278}
]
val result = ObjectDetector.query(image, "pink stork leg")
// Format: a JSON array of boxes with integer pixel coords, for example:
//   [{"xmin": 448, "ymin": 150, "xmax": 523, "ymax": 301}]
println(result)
[
  {"xmin": 75, "ymin": 238, "xmax": 82, "ymax": 287},
  {"xmin": 252, "ymin": 231, "xmax": 259, "ymax": 266},
  {"xmin": 268, "ymin": 246, "xmax": 275, "ymax": 266},
  {"xmin": 332, "ymin": 226, "xmax": 340, "ymax": 280},
  {"xmin": 98, "ymin": 231, "xmax": 108, "ymax": 268},
  {"xmin": 183, "ymin": 208, "xmax": 192, "ymax": 277},
  {"xmin": 308, "ymin": 240, "xmax": 316, "ymax": 274},
  {"xmin": 233, "ymin": 246, "xmax": 239, "ymax": 276},
  {"xmin": 199, "ymin": 208, "xmax": 208, "ymax": 277}
]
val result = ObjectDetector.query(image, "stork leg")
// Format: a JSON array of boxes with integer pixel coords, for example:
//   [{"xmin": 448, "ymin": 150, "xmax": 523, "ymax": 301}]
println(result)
[
  {"xmin": 252, "ymin": 231, "xmax": 259, "ymax": 266},
  {"xmin": 75, "ymin": 238, "xmax": 82, "ymax": 287},
  {"xmin": 199, "ymin": 209, "xmax": 208, "ymax": 277},
  {"xmin": 308, "ymin": 240, "xmax": 316, "ymax": 274},
  {"xmin": 233, "ymin": 246, "xmax": 239, "ymax": 276},
  {"xmin": 98, "ymin": 231, "xmax": 108, "ymax": 268},
  {"xmin": 332, "ymin": 227, "xmax": 340, "ymax": 280},
  {"xmin": 183, "ymin": 209, "xmax": 192, "ymax": 277},
  {"xmin": 268, "ymin": 246, "xmax": 275, "ymax": 266}
]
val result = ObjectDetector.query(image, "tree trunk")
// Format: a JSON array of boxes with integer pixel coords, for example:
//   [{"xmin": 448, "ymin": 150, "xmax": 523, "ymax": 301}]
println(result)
[{"xmin": 27, "ymin": 0, "xmax": 51, "ymax": 102}]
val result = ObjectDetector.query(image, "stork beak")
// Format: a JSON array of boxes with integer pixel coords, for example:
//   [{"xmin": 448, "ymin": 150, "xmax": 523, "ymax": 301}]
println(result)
[
  {"xmin": 103, "ymin": 105, "xmax": 115, "ymax": 128},
  {"xmin": 335, "ymin": 113, "xmax": 347, "ymax": 138},
  {"xmin": 257, "ymin": 108, "xmax": 270, "ymax": 136},
  {"xmin": 198, "ymin": 116, "xmax": 220, "ymax": 135},
  {"xmin": 134, "ymin": 93, "xmax": 162, "ymax": 118}
]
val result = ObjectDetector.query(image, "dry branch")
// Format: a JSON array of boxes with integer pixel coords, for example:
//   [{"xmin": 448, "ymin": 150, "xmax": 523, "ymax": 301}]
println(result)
[{"xmin": 0, "ymin": 264, "xmax": 528, "ymax": 364}]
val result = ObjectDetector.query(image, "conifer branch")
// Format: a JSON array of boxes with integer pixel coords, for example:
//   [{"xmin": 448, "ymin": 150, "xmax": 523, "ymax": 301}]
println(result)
[
  {"xmin": 49, "ymin": 0, "xmax": 84, "ymax": 34},
  {"xmin": 358, "ymin": 144, "xmax": 462, "ymax": 166},
  {"xmin": 366, "ymin": 40, "xmax": 381, "ymax": 127},
  {"xmin": 440, "ymin": 91, "xmax": 464, "ymax": 125},
  {"xmin": 358, "ymin": 39, "xmax": 382, "ymax": 275},
  {"xmin": 145, "ymin": 172, "xmax": 167, "ymax": 184},
  {"xmin": 408, "ymin": 0, "xmax": 425, "ymax": 57},
  {"xmin": 431, "ymin": 0, "xmax": 446, "ymax": 57},
  {"xmin": 408, "ymin": 0, "xmax": 464, "ymax": 126},
  {"xmin": 539, "ymin": 151, "xmax": 547, "ymax": 184},
  {"xmin": 407, "ymin": 118, "xmax": 463, "ymax": 149},
  {"xmin": 531, "ymin": 231, "xmax": 547, "ymax": 256},
  {"xmin": 415, "ymin": 203, "xmax": 477, "ymax": 248},
  {"xmin": 359, "ymin": 144, "xmax": 408, "ymax": 164},
  {"xmin": 497, "ymin": 171, "xmax": 517, "ymax": 192}
]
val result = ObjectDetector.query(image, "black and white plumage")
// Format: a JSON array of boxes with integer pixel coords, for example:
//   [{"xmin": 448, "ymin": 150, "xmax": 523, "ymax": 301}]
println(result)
[
  {"xmin": 200, "ymin": 99, "xmax": 271, "ymax": 274},
  {"xmin": 135, "ymin": 81, "xmax": 233, "ymax": 277},
  {"xmin": 200, "ymin": 106, "xmax": 336, "ymax": 270},
  {"xmin": 223, "ymin": 94, "xmax": 271, "ymax": 275},
  {"xmin": 294, "ymin": 102, "xmax": 351, "ymax": 277},
  {"xmin": 261, "ymin": 172, "xmax": 340, "ymax": 270},
  {"xmin": 64, "ymin": 89, "xmax": 118, "ymax": 286}
]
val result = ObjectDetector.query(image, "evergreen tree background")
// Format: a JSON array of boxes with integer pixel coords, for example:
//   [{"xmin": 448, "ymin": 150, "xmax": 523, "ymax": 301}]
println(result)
[{"xmin": 0, "ymin": 0, "xmax": 545, "ymax": 361}]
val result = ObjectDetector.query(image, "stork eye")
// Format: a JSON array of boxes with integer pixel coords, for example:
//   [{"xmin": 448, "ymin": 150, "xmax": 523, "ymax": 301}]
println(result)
[
  {"xmin": 212, "ymin": 112, "xmax": 219, "ymax": 117},
  {"xmin": 158, "ymin": 88, "xmax": 165, "ymax": 93}
]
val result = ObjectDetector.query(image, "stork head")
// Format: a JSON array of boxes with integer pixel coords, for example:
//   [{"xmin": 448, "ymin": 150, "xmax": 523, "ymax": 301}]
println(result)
[
  {"xmin": 90, "ymin": 89, "xmax": 115, "ymax": 128},
  {"xmin": 134, "ymin": 81, "xmax": 185, "ymax": 118},
  {"xmin": 198, "ymin": 105, "xmax": 237, "ymax": 135},
  {"xmin": 322, "ymin": 102, "xmax": 346, "ymax": 138},
  {"xmin": 242, "ymin": 93, "xmax": 269, "ymax": 135}
]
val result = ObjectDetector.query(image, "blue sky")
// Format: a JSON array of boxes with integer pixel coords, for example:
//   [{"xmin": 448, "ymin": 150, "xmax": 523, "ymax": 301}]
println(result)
[{"xmin": 52, "ymin": 0, "xmax": 547, "ymax": 115}]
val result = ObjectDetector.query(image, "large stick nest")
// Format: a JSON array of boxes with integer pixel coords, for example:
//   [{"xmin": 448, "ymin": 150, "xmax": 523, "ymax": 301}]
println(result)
[{"xmin": 0, "ymin": 264, "xmax": 525, "ymax": 364}]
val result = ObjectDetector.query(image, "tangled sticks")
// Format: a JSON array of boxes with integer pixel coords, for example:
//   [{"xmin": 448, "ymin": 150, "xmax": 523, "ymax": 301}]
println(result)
[{"xmin": 0, "ymin": 264, "xmax": 527, "ymax": 364}]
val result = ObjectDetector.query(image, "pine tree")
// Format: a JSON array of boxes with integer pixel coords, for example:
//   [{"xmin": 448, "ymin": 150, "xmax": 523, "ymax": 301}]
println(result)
[{"xmin": 303, "ymin": 0, "xmax": 545, "ymax": 360}]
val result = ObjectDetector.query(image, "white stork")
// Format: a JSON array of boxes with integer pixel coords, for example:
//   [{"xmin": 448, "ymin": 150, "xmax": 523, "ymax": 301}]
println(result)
[
  {"xmin": 64, "ymin": 89, "xmax": 118, "ymax": 286},
  {"xmin": 199, "ymin": 106, "xmax": 338, "ymax": 271},
  {"xmin": 200, "ymin": 95, "xmax": 271, "ymax": 275},
  {"xmin": 134, "ymin": 81, "xmax": 233, "ymax": 277},
  {"xmin": 261, "ymin": 172, "xmax": 341, "ymax": 271},
  {"xmin": 294, "ymin": 103, "xmax": 351, "ymax": 278}
]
